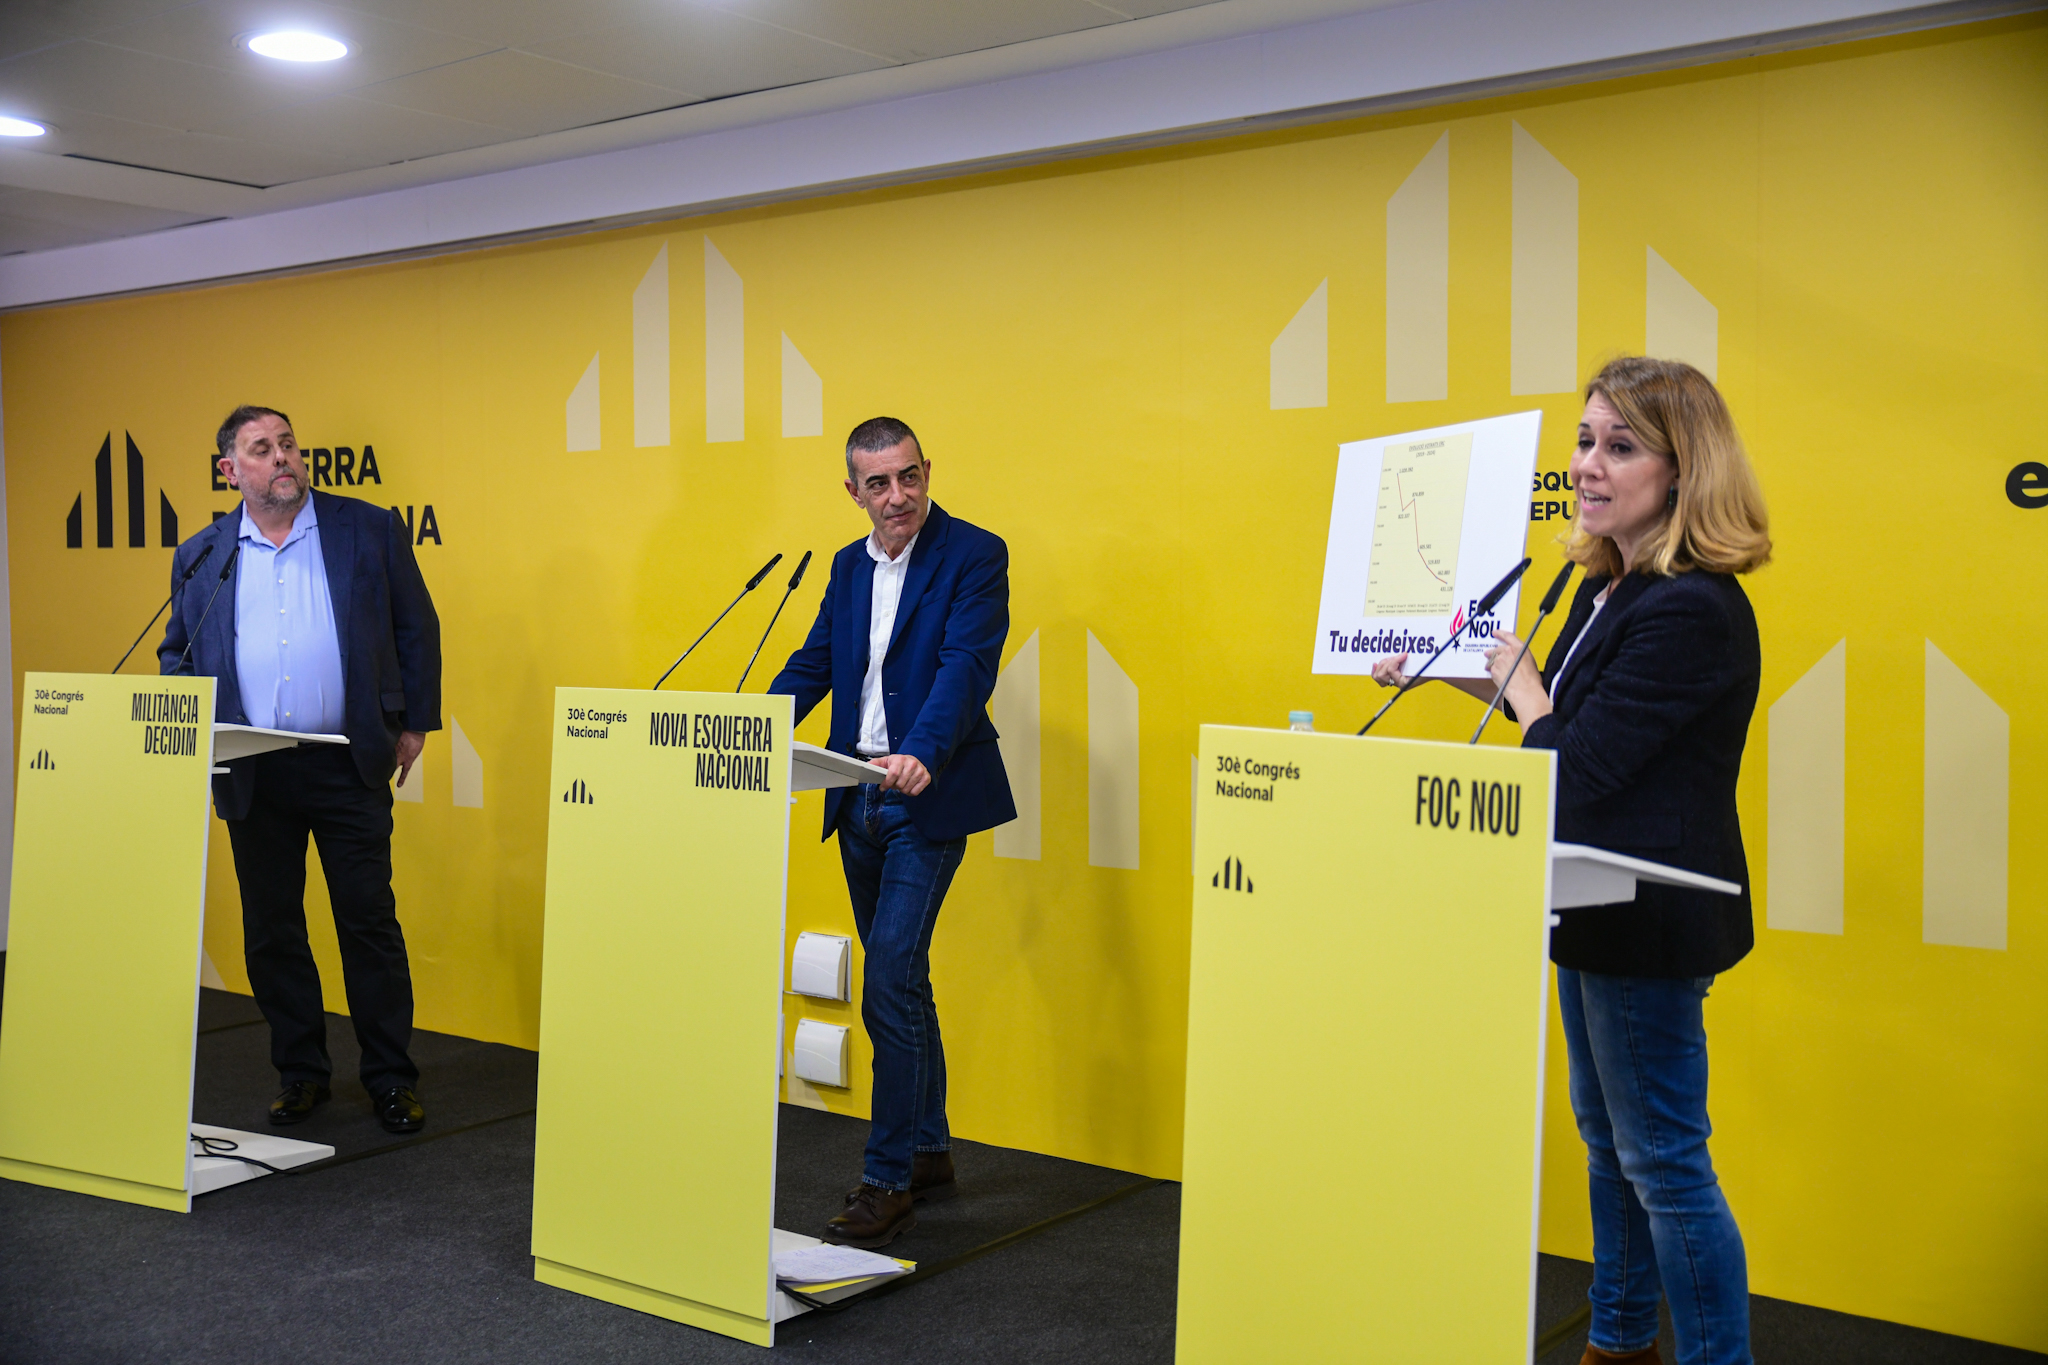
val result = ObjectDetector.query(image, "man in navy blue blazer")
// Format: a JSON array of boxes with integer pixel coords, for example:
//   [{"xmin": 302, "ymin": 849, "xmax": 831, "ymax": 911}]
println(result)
[
  {"xmin": 160, "ymin": 406, "xmax": 440, "ymax": 1136},
  {"xmin": 770, "ymin": 416, "xmax": 1013, "ymax": 1248}
]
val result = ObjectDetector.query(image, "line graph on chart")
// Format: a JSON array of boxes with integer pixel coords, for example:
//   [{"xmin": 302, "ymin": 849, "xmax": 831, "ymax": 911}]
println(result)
[{"xmin": 1364, "ymin": 433, "xmax": 1473, "ymax": 616}]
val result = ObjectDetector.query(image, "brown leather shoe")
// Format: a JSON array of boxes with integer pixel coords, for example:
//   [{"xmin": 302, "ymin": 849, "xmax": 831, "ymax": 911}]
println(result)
[
  {"xmin": 824, "ymin": 1182, "xmax": 917, "ymax": 1248},
  {"xmin": 910, "ymin": 1149, "xmax": 958, "ymax": 1203},
  {"xmin": 1581, "ymin": 1345, "xmax": 1663, "ymax": 1365}
]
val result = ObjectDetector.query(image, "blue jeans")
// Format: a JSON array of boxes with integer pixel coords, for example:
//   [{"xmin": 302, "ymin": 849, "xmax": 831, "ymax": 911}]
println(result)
[
  {"xmin": 836, "ymin": 784, "xmax": 965, "ymax": 1191},
  {"xmin": 1557, "ymin": 969, "xmax": 1752, "ymax": 1365}
]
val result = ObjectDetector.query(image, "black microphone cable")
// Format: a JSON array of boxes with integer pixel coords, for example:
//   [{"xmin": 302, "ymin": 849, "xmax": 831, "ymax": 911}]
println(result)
[
  {"xmin": 1470, "ymin": 560, "xmax": 1576, "ymax": 744},
  {"xmin": 112, "ymin": 543, "xmax": 213, "ymax": 673},
  {"xmin": 1358, "ymin": 557, "xmax": 1531, "ymax": 736},
  {"xmin": 736, "ymin": 550, "xmax": 812, "ymax": 692},
  {"xmin": 654, "ymin": 554, "xmax": 781, "ymax": 690},
  {"xmin": 173, "ymin": 545, "xmax": 241, "ymax": 676}
]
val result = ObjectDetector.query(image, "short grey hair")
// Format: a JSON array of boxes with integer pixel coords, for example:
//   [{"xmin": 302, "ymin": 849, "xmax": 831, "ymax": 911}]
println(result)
[{"xmin": 845, "ymin": 416, "xmax": 920, "ymax": 477}]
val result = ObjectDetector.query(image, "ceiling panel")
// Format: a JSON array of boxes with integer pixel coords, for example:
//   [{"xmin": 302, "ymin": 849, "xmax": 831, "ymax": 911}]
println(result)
[
  {"xmin": 0, "ymin": 102, "xmax": 185, "ymax": 167},
  {"xmin": 1093, "ymin": 0, "xmax": 1225, "ymax": 17},
  {"xmin": 118, "ymin": 128, "xmax": 362, "ymax": 185},
  {"xmin": 0, "ymin": 40, "xmax": 276, "ymax": 130},
  {"xmin": 0, "ymin": 1, "xmax": 197, "ymax": 58},
  {"xmin": 356, "ymin": 49, "xmax": 695, "ymax": 137},
  {"xmin": 685, "ymin": 0, "xmax": 1131, "ymax": 65},
  {"xmin": 88, "ymin": 0, "xmax": 501, "ymax": 93},
  {"xmin": 0, "ymin": 0, "xmax": 1241, "ymax": 247},
  {"xmin": 198, "ymin": 91, "xmax": 515, "ymax": 167},
  {"xmin": 0, "ymin": 182, "xmax": 205, "ymax": 253},
  {"xmin": 527, "ymin": 7, "xmax": 889, "ymax": 102},
  {"xmin": 331, "ymin": 0, "xmax": 685, "ymax": 53}
]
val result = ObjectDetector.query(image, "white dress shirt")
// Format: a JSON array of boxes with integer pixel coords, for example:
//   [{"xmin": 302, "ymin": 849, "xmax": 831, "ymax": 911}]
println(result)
[
  {"xmin": 857, "ymin": 528, "xmax": 920, "ymax": 757},
  {"xmin": 233, "ymin": 499, "xmax": 347, "ymax": 734},
  {"xmin": 1549, "ymin": 584, "xmax": 1611, "ymax": 700}
]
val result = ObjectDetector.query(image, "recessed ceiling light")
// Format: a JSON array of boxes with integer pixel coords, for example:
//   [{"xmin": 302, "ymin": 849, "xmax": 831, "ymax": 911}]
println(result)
[
  {"xmin": 246, "ymin": 31, "xmax": 348, "ymax": 62},
  {"xmin": 0, "ymin": 116, "xmax": 48, "ymax": 138}
]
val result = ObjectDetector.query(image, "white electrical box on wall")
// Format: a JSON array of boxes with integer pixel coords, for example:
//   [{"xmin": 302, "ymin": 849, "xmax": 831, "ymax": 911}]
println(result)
[
  {"xmin": 791, "ymin": 932, "xmax": 851, "ymax": 1001},
  {"xmin": 792, "ymin": 1019, "xmax": 850, "ymax": 1088}
]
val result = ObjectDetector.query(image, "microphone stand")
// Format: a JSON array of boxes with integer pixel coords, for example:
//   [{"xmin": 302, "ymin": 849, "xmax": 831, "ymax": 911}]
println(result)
[
  {"xmin": 653, "ymin": 554, "xmax": 781, "ymax": 690},
  {"xmin": 736, "ymin": 551, "xmax": 811, "ymax": 692},
  {"xmin": 174, "ymin": 545, "xmax": 241, "ymax": 675},
  {"xmin": 1471, "ymin": 562, "xmax": 1576, "ymax": 743},
  {"xmin": 112, "ymin": 545, "xmax": 213, "ymax": 673},
  {"xmin": 1358, "ymin": 558, "xmax": 1531, "ymax": 736}
]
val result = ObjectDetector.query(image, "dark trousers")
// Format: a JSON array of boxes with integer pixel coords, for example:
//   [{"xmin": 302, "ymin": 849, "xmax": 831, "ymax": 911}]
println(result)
[
  {"xmin": 836, "ymin": 784, "xmax": 965, "ymax": 1191},
  {"xmin": 225, "ymin": 744, "xmax": 417, "ymax": 1094}
]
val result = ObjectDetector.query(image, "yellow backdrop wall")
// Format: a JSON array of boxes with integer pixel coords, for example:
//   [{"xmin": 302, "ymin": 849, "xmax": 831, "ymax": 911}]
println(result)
[{"xmin": 3, "ymin": 16, "xmax": 2042, "ymax": 1349}]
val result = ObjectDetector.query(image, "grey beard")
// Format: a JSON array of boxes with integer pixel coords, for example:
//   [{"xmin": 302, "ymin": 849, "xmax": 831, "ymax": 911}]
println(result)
[{"xmin": 246, "ymin": 478, "xmax": 306, "ymax": 519}]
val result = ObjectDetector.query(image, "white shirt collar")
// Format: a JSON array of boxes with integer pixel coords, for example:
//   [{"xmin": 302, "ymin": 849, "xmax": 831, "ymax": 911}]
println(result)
[
  {"xmin": 238, "ymin": 494, "xmax": 318, "ymax": 549},
  {"xmin": 865, "ymin": 525, "xmax": 919, "ymax": 566}
]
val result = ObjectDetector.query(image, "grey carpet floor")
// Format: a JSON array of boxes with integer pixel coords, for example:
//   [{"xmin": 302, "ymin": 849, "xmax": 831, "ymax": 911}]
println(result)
[{"xmin": 0, "ymin": 979, "xmax": 2039, "ymax": 1364}]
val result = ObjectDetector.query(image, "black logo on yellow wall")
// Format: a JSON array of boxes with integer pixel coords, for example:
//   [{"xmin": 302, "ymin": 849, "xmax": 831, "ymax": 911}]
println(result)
[
  {"xmin": 563, "ymin": 779, "xmax": 594, "ymax": 804},
  {"xmin": 67, "ymin": 434, "xmax": 177, "ymax": 549},
  {"xmin": 1212, "ymin": 857, "xmax": 1253, "ymax": 893},
  {"xmin": 28, "ymin": 749, "xmax": 54, "ymax": 771}
]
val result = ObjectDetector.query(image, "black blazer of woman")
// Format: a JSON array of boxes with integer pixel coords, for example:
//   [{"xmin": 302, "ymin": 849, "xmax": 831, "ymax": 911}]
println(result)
[{"xmin": 1521, "ymin": 568, "xmax": 1761, "ymax": 978}]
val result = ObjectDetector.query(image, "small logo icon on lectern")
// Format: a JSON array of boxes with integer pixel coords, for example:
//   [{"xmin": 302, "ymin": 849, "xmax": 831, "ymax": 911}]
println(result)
[
  {"xmin": 563, "ymin": 778, "xmax": 594, "ymax": 805},
  {"xmin": 1212, "ymin": 856, "xmax": 1252, "ymax": 893},
  {"xmin": 28, "ymin": 749, "xmax": 54, "ymax": 771}
]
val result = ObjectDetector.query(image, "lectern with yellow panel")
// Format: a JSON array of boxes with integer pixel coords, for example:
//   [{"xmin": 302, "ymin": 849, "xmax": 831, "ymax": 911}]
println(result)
[
  {"xmin": 0, "ymin": 672, "xmax": 338, "ymax": 1212},
  {"xmin": 1177, "ymin": 728, "xmax": 1734, "ymax": 1363},
  {"xmin": 531, "ymin": 687, "xmax": 884, "ymax": 1347}
]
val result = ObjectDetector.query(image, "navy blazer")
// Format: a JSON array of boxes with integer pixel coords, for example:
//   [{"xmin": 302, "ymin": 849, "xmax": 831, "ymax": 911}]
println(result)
[
  {"xmin": 1521, "ymin": 569, "xmax": 1760, "ymax": 978},
  {"xmin": 769, "ymin": 502, "xmax": 1015, "ymax": 843},
  {"xmin": 159, "ymin": 491, "xmax": 442, "ymax": 820}
]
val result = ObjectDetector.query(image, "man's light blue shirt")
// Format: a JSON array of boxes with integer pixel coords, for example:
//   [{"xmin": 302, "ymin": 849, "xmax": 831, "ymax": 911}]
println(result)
[{"xmin": 234, "ymin": 498, "xmax": 347, "ymax": 734}]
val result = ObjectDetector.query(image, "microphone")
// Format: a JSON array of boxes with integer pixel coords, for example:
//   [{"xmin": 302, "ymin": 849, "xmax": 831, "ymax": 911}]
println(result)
[
  {"xmin": 736, "ymin": 550, "xmax": 812, "ymax": 692},
  {"xmin": 653, "ymin": 553, "xmax": 782, "ymax": 690},
  {"xmin": 112, "ymin": 543, "xmax": 213, "ymax": 674},
  {"xmin": 174, "ymin": 544, "xmax": 241, "ymax": 676},
  {"xmin": 1470, "ymin": 561, "xmax": 1576, "ymax": 744},
  {"xmin": 1356, "ymin": 557, "xmax": 1531, "ymax": 737}
]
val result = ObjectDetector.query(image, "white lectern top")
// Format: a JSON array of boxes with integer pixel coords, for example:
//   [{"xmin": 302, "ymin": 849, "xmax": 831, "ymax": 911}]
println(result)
[
  {"xmin": 211, "ymin": 723, "xmax": 348, "ymax": 764},
  {"xmin": 791, "ymin": 741, "xmax": 887, "ymax": 792},
  {"xmin": 1550, "ymin": 842, "xmax": 1741, "ymax": 909}
]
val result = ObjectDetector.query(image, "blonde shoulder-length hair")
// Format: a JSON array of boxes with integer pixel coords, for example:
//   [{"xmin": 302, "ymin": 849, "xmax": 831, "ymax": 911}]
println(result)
[{"xmin": 1567, "ymin": 356, "xmax": 1772, "ymax": 578}]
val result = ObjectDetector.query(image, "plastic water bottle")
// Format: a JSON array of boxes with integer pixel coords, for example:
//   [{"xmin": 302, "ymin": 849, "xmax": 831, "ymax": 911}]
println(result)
[{"xmin": 1288, "ymin": 711, "xmax": 1314, "ymax": 732}]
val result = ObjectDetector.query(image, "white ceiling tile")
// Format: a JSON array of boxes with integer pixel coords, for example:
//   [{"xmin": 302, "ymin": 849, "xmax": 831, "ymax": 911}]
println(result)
[
  {"xmin": 526, "ymin": 6, "xmax": 887, "ymax": 100},
  {"xmin": 328, "ymin": 0, "xmax": 682, "ymax": 52},
  {"xmin": 0, "ymin": 183, "xmax": 204, "ymax": 253},
  {"xmin": 0, "ymin": 2, "xmax": 199, "ymax": 55},
  {"xmin": 0, "ymin": 41, "xmax": 275, "ymax": 130},
  {"xmin": 356, "ymin": 49, "xmax": 694, "ymax": 137},
  {"xmin": 0, "ymin": 102, "xmax": 186, "ymax": 168},
  {"xmin": 118, "ymin": 129, "xmax": 362, "ymax": 185},
  {"xmin": 1086, "ymin": 0, "xmax": 1220, "ymax": 17},
  {"xmin": 199, "ymin": 92, "xmax": 516, "ymax": 167},
  {"xmin": 85, "ymin": 0, "xmax": 500, "ymax": 91},
  {"xmin": 684, "ymin": 0, "xmax": 1124, "ymax": 64}
]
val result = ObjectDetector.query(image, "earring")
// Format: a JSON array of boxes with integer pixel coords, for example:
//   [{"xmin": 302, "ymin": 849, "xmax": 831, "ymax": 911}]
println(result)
[{"xmin": 1666, "ymin": 485, "xmax": 1678, "ymax": 510}]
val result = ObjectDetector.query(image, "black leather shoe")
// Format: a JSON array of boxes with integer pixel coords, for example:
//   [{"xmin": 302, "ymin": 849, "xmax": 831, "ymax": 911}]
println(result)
[
  {"xmin": 268, "ymin": 1081, "xmax": 331, "ymax": 1125},
  {"xmin": 910, "ymin": 1149, "xmax": 958, "ymax": 1203},
  {"xmin": 374, "ymin": 1086, "xmax": 425, "ymax": 1134},
  {"xmin": 824, "ymin": 1182, "xmax": 916, "ymax": 1248}
]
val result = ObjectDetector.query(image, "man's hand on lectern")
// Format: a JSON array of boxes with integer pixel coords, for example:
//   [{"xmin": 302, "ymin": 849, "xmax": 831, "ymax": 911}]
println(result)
[
  {"xmin": 395, "ymin": 730, "xmax": 426, "ymax": 788},
  {"xmin": 877, "ymin": 754, "xmax": 931, "ymax": 796}
]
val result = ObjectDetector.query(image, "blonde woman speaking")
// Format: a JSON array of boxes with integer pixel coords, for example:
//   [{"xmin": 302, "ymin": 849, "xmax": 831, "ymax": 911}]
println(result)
[{"xmin": 1374, "ymin": 357, "xmax": 1771, "ymax": 1365}]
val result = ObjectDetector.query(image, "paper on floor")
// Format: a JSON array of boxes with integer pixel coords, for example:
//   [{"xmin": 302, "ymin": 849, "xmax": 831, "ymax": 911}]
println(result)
[{"xmin": 773, "ymin": 1243, "xmax": 908, "ymax": 1284}]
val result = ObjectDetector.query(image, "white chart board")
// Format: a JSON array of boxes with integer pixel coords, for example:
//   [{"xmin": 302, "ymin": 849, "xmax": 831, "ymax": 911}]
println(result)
[{"xmin": 1312, "ymin": 411, "xmax": 1543, "ymax": 679}]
